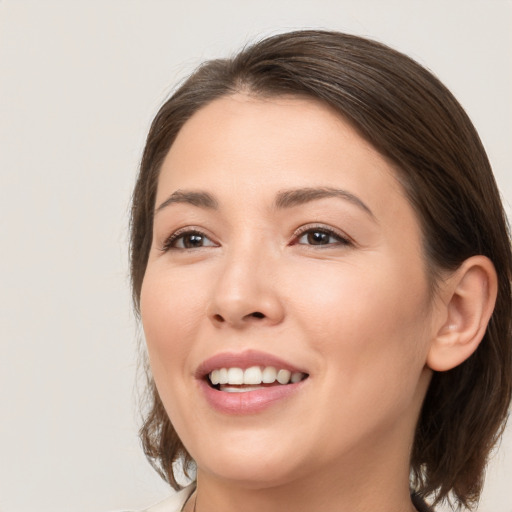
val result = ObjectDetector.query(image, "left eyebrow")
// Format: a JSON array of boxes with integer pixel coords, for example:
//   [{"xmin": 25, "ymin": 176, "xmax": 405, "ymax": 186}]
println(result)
[
  {"xmin": 154, "ymin": 190, "xmax": 219, "ymax": 215},
  {"xmin": 273, "ymin": 187, "xmax": 375, "ymax": 220}
]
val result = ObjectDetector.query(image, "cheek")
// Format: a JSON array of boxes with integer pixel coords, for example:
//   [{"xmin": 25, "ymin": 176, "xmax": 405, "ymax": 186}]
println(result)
[
  {"xmin": 287, "ymin": 258, "xmax": 431, "ymax": 383},
  {"xmin": 139, "ymin": 267, "xmax": 210, "ymax": 437},
  {"xmin": 140, "ymin": 266, "xmax": 206, "ymax": 380}
]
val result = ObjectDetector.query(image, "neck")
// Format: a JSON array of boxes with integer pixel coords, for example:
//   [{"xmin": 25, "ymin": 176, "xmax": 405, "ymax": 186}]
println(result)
[{"xmin": 188, "ymin": 441, "xmax": 417, "ymax": 512}]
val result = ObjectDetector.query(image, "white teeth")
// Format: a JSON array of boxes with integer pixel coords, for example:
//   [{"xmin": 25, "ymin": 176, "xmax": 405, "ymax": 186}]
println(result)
[
  {"xmin": 210, "ymin": 369, "xmax": 220, "ymax": 385},
  {"xmin": 208, "ymin": 366, "xmax": 306, "ymax": 387},
  {"xmin": 219, "ymin": 368, "xmax": 228, "ymax": 385},
  {"xmin": 244, "ymin": 366, "xmax": 263, "ymax": 384},
  {"xmin": 220, "ymin": 385, "xmax": 263, "ymax": 393},
  {"xmin": 277, "ymin": 369, "xmax": 291, "ymax": 384},
  {"xmin": 291, "ymin": 371, "xmax": 303, "ymax": 383},
  {"xmin": 227, "ymin": 367, "xmax": 244, "ymax": 385},
  {"xmin": 262, "ymin": 366, "xmax": 277, "ymax": 383}
]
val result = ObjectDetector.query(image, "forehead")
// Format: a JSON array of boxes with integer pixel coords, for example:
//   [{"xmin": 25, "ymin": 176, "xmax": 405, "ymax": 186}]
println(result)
[
  {"xmin": 162, "ymin": 94, "xmax": 391, "ymax": 185},
  {"xmin": 157, "ymin": 94, "xmax": 410, "ymax": 219}
]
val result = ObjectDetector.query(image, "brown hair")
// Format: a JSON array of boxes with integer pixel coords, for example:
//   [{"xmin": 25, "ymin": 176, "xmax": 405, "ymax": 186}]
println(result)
[{"xmin": 130, "ymin": 30, "xmax": 512, "ymax": 509}]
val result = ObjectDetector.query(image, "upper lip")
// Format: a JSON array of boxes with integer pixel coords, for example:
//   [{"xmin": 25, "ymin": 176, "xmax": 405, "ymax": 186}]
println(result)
[{"xmin": 196, "ymin": 349, "xmax": 308, "ymax": 378}]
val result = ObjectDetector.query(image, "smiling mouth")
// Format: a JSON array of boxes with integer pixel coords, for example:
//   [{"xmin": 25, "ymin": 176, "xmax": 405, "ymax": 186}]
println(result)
[{"xmin": 207, "ymin": 366, "xmax": 309, "ymax": 393}]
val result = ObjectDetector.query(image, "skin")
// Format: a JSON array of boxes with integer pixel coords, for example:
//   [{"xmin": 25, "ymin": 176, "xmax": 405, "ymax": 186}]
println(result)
[{"xmin": 140, "ymin": 94, "xmax": 454, "ymax": 512}]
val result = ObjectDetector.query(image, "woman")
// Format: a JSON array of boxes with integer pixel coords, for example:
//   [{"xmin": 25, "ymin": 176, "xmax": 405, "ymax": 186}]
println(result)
[{"xmin": 130, "ymin": 30, "xmax": 512, "ymax": 512}]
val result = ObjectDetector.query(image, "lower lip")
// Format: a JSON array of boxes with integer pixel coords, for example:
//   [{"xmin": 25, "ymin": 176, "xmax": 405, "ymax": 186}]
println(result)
[{"xmin": 198, "ymin": 379, "xmax": 307, "ymax": 415}]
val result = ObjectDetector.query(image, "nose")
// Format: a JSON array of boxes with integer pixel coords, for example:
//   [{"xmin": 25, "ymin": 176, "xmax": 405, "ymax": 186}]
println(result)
[{"xmin": 207, "ymin": 245, "xmax": 285, "ymax": 329}]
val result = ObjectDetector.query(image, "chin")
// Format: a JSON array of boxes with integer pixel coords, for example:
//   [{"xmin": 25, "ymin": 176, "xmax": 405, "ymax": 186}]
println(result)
[
  {"xmin": 190, "ymin": 434, "xmax": 308, "ymax": 488},
  {"xmin": 197, "ymin": 459, "xmax": 303, "ymax": 490}
]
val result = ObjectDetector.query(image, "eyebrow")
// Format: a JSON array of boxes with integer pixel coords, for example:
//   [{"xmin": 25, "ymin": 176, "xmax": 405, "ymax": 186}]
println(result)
[
  {"xmin": 155, "ymin": 190, "xmax": 219, "ymax": 214},
  {"xmin": 274, "ymin": 187, "xmax": 375, "ymax": 219},
  {"xmin": 154, "ymin": 186, "xmax": 374, "ymax": 219}
]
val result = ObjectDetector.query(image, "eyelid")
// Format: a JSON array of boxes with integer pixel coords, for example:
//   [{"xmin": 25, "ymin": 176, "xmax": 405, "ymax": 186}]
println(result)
[
  {"xmin": 159, "ymin": 226, "xmax": 219, "ymax": 252},
  {"xmin": 158, "ymin": 223, "xmax": 353, "ymax": 252},
  {"xmin": 291, "ymin": 223, "xmax": 353, "ymax": 246}
]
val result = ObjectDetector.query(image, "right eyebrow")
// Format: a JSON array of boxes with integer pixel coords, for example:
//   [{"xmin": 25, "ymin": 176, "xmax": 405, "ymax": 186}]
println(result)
[
  {"xmin": 274, "ymin": 186, "xmax": 375, "ymax": 220},
  {"xmin": 154, "ymin": 190, "xmax": 219, "ymax": 215}
]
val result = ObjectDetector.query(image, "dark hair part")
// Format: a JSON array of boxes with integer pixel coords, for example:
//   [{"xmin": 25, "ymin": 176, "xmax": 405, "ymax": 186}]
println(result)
[{"xmin": 130, "ymin": 30, "xmax": 512, "ymax": 508}]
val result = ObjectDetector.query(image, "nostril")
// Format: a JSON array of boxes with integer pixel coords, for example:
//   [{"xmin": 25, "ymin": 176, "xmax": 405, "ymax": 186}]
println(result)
[{"xmin": 210, "ymin": 311, "xmax": 267, "ymax": 325}]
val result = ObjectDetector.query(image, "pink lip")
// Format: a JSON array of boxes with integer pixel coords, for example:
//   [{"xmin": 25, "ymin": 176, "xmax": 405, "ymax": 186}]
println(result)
[
  {"xmin": 198, "ymin": 378, "xmax": 307, "ymax": 415},
  {"xmin": 195, "ymin": 349, "xmax": 306, "ymax": 377},
  {"xmin": 195, "ymin": 349, "xmax": 309, "ymax": 415}
]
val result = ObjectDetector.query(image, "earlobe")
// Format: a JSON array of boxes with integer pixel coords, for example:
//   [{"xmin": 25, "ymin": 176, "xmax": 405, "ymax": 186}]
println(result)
[{"xmin": 427, "ymin": 256, "xmax": 498, "ymax": 372}]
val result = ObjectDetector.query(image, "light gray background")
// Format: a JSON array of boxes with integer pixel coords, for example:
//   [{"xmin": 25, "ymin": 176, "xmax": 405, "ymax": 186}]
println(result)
[{"xmin": 1, "ymin": 1, "xmax": 511, "ymax": 511}]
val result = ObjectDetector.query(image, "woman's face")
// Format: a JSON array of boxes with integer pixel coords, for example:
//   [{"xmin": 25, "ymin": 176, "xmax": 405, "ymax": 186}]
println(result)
[{"xmin": 141, "ymin": 95, "xmax": 436, "ymax": 487}]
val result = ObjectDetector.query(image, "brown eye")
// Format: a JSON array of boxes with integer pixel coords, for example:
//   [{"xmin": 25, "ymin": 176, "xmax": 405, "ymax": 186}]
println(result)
[
  {"xmin": 297, "ymin": 229, "xmax": 348, "ymax": 246},
  {"xmin": 163, "ymin": 230, "xmax": 217, "ymax": 251},
  {"xmin": 182, "ymin": 233, "xmax": 207, "ymax": 248},
  {"xmin": 304, "ymin": 231, "xmax": 331, "ymax": 245}
]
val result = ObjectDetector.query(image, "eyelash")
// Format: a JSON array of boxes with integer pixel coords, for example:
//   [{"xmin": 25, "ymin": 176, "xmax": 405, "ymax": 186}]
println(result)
[
  {"xmin": 292, "ymin": 224, "xmax": 352, "ymax": 247},
  {"xmin": 160, "ymin": 224, "xmax": 352, "ymax": 253},
  {"xmin": 160, "ymin": 228, "xmax": 217, "ymax": 252}
]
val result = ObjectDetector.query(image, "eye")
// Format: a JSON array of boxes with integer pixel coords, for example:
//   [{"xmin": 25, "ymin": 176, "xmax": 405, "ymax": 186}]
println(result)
[
  {"xmin": 162, "ymin": 229, "xmax": 217, "ymax": 251},
  {"xmin": 294, "ymin": 226, "xmax": 351, "ymax": 247}
]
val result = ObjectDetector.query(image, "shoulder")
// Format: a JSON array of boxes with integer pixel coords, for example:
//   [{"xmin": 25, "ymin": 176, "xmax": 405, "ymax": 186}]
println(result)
[
  {"xmin": 119, "ymin": 484, "xmax": 195, "ymax": 512},
  {"xmin": 143, "ymin": 485, "xmax": 195, "ymax": 512}
]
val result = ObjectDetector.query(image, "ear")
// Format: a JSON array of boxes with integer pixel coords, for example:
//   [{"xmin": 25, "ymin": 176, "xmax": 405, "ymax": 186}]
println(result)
[{"xmin": 427, "ymin": 255, "xmax": 498, "ymax": 372}]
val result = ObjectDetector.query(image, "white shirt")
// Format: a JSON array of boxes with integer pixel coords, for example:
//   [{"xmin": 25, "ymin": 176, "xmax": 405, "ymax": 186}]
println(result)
[{"xmin": 142, "ymin": 485, "xmax": 195, "ymax": 512}]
